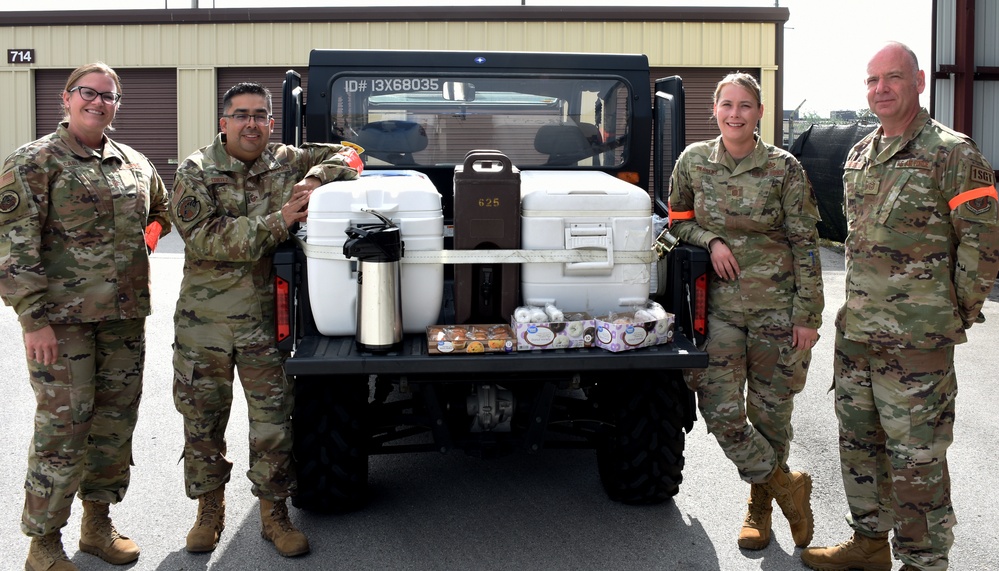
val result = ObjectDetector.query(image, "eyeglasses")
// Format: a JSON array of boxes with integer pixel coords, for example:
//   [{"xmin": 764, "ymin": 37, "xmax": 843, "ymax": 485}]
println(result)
[
  {"xmin": 68, "ymin": 86, "xmax": 121, "ymax": 105},
  {"xmin": 223, "ymin": 113, "xmax": 272, "ymax": 125}
]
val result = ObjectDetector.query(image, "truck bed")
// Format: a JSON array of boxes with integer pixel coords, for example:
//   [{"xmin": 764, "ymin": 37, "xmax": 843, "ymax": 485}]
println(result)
[{"xmin": 284, "ymin": 333, "xmax": 706, "ymax": 378}]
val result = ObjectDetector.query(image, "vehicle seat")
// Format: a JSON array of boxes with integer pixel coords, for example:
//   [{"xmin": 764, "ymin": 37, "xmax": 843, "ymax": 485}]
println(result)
[
  {"xmin": 533, "ymin": 124, "xmax": 595, "ymax": 166},
  {"xmin": 354, "ymin": 120, "xmax": 428, "ymax": 165}
]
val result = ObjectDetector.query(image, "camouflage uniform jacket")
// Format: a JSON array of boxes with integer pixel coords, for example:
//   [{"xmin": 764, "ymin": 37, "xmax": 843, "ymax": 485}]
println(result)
[
  {"xmin": 0, "ymin": 123, "xmax": 171, "ymax": 332},
  {"xmin": 171, "ymin": 134, "xmax": 360, "ymax": 325},
  {"xmin": 839, "ymin": 108, "xmax": 999, "ymax": 349},
  {"xmin": 668, "ymin": 136, "xmax": 824, "ymax": 329}
]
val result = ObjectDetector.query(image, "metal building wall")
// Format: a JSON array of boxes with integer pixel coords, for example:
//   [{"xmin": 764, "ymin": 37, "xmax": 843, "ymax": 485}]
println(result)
[
  {"xmin": 933, "ymin": 0, "xmax": 999, "ymax": 169},
  {"xmin": 1, "ymin": 10, "xmax": 785, "ymax": 163}
]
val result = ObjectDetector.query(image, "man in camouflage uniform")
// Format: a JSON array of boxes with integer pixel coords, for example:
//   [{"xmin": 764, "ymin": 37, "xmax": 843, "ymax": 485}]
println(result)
[
  {"xmin": 669, "ymin": 72, "xmax": 824, "ymax": 553},
  {"xmin": 171, "ymin": 82, "xmax": 362, "ymax": 557},
  {"xmin": 801, "ymin": 42, "xmax": 999, "ymax": 571},
  {"xmin": 0, "ymin": 63, "xmax": 170, "ymax": 571}
]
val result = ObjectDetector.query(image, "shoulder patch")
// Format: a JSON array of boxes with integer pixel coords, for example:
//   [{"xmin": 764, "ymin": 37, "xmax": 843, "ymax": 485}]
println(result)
[
  {"xmin": 963, "ymin": 197, "xmax": 993, "ymax": 216},
  {"xmin": 176, "ymin": 195, "xmax": 202, "ymax": 223},
  {"xmin": 970, "ymin": 164, "xmax": 995, "ymax": 187},
  {"xmin": 0, "ymin": 170, "xmax": 14, "ymax": 188},
  {"xmin": 0, "ymin": 189, "xmax": 19, "ymax": 214}
]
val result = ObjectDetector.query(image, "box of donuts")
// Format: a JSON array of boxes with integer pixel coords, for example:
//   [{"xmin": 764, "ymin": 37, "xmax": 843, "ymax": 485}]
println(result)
[
  {"xmin": 511, "ymin": 304, "xmax": 595, "ymax": 351},
  {"xmin": 426, "ymin": 324, "xmax": 517, "ymax": 355},
  {"xmin": 593, "ymin": 302, "xmax": 675, "ymax": 353}
]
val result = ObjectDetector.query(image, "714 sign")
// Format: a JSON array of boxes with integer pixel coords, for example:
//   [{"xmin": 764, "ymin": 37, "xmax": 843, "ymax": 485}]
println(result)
[{"xmin": 8, "ymin": 49, "xmax": 35, "ymax": 64}]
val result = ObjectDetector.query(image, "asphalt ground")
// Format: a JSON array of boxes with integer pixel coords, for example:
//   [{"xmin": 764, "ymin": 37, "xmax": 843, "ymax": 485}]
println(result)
[{"xmin": 1, "ymin": 236, "xmax": 997, "ymax": 571}]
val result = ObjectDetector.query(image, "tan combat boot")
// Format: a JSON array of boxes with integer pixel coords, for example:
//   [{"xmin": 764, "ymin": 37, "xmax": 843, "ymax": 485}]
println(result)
[
  {"xmin": 25, "ymin": 530, "xmax": 78, "ymax": 571},
  {"xmin": 800, "ymin": 531, "xmax": 891, "ymax": 571},
  {"xmin": 737, "ymin": 483, "xmax": 773, "ymax": 550},
  {"xmin": 186, "ymin": 486, "xmax": 225, "ymax": 553},
  {"xmin": 260, "ymin": 498, "xmax": 310, "ymax": 557},
  {"xmin": 79, "ymin": 500, "xmax": 140, "ymax": 565},
  {"xmin": 762, "ymin": 467, "xmax": 813, "ymax": 547}
]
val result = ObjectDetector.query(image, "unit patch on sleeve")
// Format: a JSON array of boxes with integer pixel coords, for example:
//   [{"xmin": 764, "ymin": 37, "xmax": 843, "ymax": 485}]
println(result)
[
  {"xmin": 0, "ymin": 190, "xmax": 19, "ymax": 214},
  {"xmin": 963, "ymin": 197, "xmax": 993, "ymax": 216},
  {"xmin": 176, "ymin": 195, "xmax": 202, "ymax": 223}
]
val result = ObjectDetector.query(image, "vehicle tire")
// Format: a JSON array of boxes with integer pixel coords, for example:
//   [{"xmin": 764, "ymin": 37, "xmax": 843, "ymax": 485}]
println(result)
[
  {"xmin": 291, "ymin": 375, "xmax": 369, "ymax": 513},
  {"xmin": 595, "ymin": 373, "xmax": 687, "ymax": 505}
]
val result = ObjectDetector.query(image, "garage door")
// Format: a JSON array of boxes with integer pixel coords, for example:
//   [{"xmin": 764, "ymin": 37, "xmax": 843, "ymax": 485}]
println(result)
[
  {"xmin": 35, "ymin": 68, "xmax": 179, "ymax": 190},
  {"xmin": 650, "ymin": 67, "xmax": 761, "ymax": 146},
  {"xmin": 217, "ymin": 67, "xmax": 310, "ymax": 146}
]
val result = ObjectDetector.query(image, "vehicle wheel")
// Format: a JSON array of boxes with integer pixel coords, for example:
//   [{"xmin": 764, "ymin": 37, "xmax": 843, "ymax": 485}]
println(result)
[
  {"xmin": 595, "ymin": 373, "xmax": 687, "ymax": 505},
  {"xmin": 292, "ymin": 375, "xmax": 369, "ymax": 513}
]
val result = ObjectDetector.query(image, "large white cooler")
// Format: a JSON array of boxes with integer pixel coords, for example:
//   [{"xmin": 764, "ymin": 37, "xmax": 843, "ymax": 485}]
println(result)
[
  {"xmin": 306, "ymin": 170, "xmax": 444, "ymax": 335},
  {"xmin": 520, "ymin": 170, "xmax": 652, "ymax": 315}
]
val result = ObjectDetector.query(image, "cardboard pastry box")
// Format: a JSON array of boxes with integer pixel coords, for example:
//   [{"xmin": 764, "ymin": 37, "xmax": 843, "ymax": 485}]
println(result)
[
  {"xmin": 594, "ymin": 311, "xmax": 676, "ymax": 352},
  {"xmin": 427, "ymin": 324, "xmax": 516, "ymax": 355},
  {"xmin": 512, "ymin": 313, "xmax": 595, "ymax": 351}
]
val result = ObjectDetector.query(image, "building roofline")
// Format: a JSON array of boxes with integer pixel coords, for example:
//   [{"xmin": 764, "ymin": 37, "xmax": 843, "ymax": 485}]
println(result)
[{"xmin": 2, "ymin": 6, "xmax": 789, "ymax": 27}]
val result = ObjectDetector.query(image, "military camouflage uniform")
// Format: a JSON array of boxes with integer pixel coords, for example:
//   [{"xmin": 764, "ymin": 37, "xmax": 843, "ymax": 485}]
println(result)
[
  {"xmin": 0, "ymin": 123, "xmax": 171, "ymax": 536},
  {"xmin": 171, "ymin": 134, "xmax": 360, "ymax": 501},
  {"xmin": 835, "ymin": 108, "xmax": 999, "ymax": 570},
  {"xmin": 668, "ymin": 135, "xmax": 824, "ymax": 483}
]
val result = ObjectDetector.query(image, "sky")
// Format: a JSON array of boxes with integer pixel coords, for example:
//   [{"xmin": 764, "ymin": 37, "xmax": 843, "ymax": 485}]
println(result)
[{"xmin": 2, "ymin": 0, "xmax": 933, "ymax": 118}]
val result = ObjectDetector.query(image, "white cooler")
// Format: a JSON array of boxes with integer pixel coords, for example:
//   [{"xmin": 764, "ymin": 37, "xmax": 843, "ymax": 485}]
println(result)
[
  {"xmin": 306, "ymin": 170, "xmax": 444, "ymax": 335},
  {"xmin": 520, "ymin": 170, "xmax": 652, "ymax": 315}
]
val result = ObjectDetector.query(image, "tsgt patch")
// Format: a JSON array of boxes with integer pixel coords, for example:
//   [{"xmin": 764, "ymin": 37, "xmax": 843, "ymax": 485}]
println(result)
[
  {"xmin": 0, "ymin": 190, "xmax": 19, "ymax": 214},
  {"xmin": 176, "ymin": 196, "xmax": 202, "ymax": 223}
]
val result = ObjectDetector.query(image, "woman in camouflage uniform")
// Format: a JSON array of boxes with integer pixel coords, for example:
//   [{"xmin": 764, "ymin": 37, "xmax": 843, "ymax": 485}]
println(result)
[
  {"xmin": 667, "ymin": 72, "xmax": 824, "ymax": 553},
  {"xmin": 0, "ymin": 63, "xmax": 171, "ymax": 570}
]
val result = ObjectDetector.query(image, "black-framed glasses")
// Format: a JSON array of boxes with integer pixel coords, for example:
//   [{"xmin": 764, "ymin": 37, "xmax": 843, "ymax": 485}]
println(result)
[
  {"xmin": 223, "ymin": 113, "xmax": 272, "ymax": 125},
  {"xmin": 68, "ymin": 86, "xmax": 121, "ymax": 105}
]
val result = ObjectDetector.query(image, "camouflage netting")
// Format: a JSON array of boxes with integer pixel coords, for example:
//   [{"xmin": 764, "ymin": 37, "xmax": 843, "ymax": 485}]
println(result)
[{"xmin": 789, "ymin": 123, "xmax": 877, "ymax": 243}]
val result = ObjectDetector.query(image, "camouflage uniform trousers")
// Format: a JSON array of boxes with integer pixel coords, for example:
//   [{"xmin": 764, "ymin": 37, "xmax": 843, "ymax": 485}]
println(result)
[
  {"xmin": 685, "ymin": 306, "xmax": 809, "ymax": 484},
  {"xmin": 834, "ymin": 329, "xmax": 956, "ymax": 571},
  {"xmin": 22, "ymin": 318, "xmax": 145, "ymax": 537},
  {"xmin": 172, "ymin": 318, "xmax": 296, "ymax": 501}
]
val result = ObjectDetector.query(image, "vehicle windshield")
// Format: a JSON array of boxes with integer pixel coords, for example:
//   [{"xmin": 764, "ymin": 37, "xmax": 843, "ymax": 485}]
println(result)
[{"xmin": 328, "ymin": 74, "xmax": 632, "ymax": 168}]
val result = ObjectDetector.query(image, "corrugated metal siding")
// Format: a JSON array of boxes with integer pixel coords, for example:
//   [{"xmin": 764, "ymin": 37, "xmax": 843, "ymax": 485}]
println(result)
[
  {"xmin": 973, "ymin": 81, "xmax": 998, "ymax": 168},
  {"xmin": 3, "ymin": 21, "xmax": 772, "ymax": 69},
  {"xmin": 974, "ymin": 0, "xmax": 999, "ymax": 169},
  {"xmin": 1, "ymin": 70, "xmax": 35, "ymax": 156},
  {"xmin": 978, "ymin": 0, "xmax": 998, "ymax": 67},
  {"xmin": 35, "ymin": 69, "xmax": 178, "ymax": 190},
  {"xmin": 217, "ymin": 67, "xmax": 310, "ymax": 146},
  {"xmin": 2, "ymin": 19, "xmax": 779, "ymax": 158}
]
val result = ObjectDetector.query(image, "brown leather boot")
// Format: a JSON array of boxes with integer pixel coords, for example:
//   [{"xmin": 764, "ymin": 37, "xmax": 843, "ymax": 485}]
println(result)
[
  {"xmin": 800, "ymin": 531, "xmax": 892, "ymax": 571},
  {"xmin": 25, "ymin": 531, "xmax": 78, "ymax": 571},
  {"xmin": 186, "ymin": 486, "xmax": 225, "ymax": 553},
  {"xmin": 260, "ymin": 498, "xmax": 310, "ymax": 557},
  {"xmin": 78, "ymin": 500, "xmax": 140, "ymax": 565},
  {"xmin": 737, "ymin": 483, "xmax": 773, "ymax": 550},
  {"xmin": 762, "ymin": 467, "xmax": 813, "ymax": 547}
]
